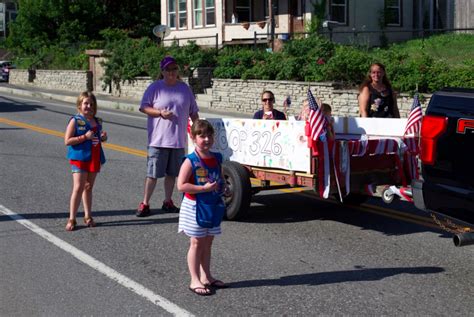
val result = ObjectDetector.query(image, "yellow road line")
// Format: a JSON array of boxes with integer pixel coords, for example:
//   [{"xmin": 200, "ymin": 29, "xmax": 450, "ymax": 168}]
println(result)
[
  {"xmin": 102, "ymin": 143, "xmax": 147, "ymax": 157},
  {"xmin": 0, "ymin": 117, "xmax": 147, "ymax": 157},
  {"xmin": 0, "ymin": 117, "xmax": 64, "ymax": 138}
]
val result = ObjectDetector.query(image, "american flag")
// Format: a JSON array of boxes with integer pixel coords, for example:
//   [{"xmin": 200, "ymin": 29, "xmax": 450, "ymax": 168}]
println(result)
[
  {"xmin": 307, "ymin": 89, "xmax": 326, "ymax": 141},
  {"xmin": 404, "ymin": 94, "xmax": 423, "ymax": 135}
]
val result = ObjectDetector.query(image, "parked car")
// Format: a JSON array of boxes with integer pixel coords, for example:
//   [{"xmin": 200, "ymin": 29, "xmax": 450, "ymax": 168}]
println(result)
[{"xmin": 0, "ymin": 61, "xmax": 15, "ymax": 82}]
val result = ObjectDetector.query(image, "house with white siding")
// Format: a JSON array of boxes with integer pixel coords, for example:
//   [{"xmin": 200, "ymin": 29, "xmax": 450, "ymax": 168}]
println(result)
[{"xmin": 160, "ymin": 0, "xmax": 473, "ymax": 48}]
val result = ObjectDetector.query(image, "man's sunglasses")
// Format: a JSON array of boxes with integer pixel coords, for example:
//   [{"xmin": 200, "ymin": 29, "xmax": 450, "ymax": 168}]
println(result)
[
  {"xmin": 164, "ymin": 67, "xmax": 179, "ymax": 72},
  {"xmin": 262, "ymin": 98, "xmax": 274, "ymax": 102}
]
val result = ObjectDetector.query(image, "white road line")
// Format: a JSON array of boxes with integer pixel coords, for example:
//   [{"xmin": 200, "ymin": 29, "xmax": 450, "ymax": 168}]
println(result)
[{"xmin": 0, "ymin": 204, "xmax": 193, "ymax": 317}]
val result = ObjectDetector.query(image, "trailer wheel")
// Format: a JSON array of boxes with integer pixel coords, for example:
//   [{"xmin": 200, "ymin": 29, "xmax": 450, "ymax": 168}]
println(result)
[
  {"xmin": 222, "ymin": 161, "xmax": 251, "ymax": 220},
  {"xmin": 382, "ymin": 188, "xmax": 399, "ymax": 204}
]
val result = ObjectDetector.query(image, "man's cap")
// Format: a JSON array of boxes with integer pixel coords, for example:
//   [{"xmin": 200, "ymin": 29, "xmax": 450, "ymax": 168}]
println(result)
[{"xmin": 160, "ymin": 56, "xmax": 177, "ymax": 70}]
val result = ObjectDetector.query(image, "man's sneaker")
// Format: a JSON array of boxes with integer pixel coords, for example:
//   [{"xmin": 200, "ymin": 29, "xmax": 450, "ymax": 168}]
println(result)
[
  {"xmin": 162, "ymin": 200, "xmax": 179, "ymax": 213},
  {"xmin": 136, "ymin": 202, "xmax": 151, "ymax": 217}
]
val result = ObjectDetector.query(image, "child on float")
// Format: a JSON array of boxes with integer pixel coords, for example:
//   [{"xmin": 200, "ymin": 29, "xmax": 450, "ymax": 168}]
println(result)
[
  {"xmin": 298, "ymin": 98, "xmax": 310, "ymax": 121},
  {"xmin": 298, "ymin": 99, "xmax": 335, "ymax": 139},
  {"xmin": 177, "ymin": 119, "xmax": 228, "ymax": 296},
  {"xmin": 64, "ymin": 91, "xmax": 107, "ymax": 231},
  {"xmin": 321, "ymin": 103, "xmax": 335, "ymax": 141}
]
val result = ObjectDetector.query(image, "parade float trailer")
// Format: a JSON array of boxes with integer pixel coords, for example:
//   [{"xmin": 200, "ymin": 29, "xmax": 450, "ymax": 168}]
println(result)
[{"xmin": 188, "ymin": 117, "xmax": 418, "ymax": 220}]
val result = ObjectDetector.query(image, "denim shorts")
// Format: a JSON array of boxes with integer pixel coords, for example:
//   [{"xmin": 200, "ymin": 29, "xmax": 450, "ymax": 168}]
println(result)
[
  {"xmin": 71, "ymin": 164, "xmax": 86, "ymax": 173},
  {"xmin": 146, "ymin": 147, "xmax": 184, "ymax": 179}
]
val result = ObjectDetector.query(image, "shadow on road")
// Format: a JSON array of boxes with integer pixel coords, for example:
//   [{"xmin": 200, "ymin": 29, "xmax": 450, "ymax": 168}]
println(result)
[
  {"xmin": 227, "ymin": 266, "xmax": 445, "ymax": 288},
  {"xmin": 0, "ymin": 190, "xmax": 449, "ymax": 238},
  {"xmin": 0, "ymin": 97, "xmax": 45, "ymax": 112},
  {"xmin": 0, "ymin": 209, "xmax": 179, "ymax": 227},
  {"xmin": 246, "ymin": 191, "xmax": 450, "ymax": 238}
]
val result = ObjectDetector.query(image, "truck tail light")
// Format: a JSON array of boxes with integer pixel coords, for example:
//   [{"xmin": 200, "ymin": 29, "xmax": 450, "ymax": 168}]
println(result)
[{"xmin": 420, "ymin": 115, "xmax": 447, "ymax": 165}]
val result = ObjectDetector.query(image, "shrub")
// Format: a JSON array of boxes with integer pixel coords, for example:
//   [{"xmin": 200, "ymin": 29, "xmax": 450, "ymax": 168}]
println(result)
[
  {"xmin": 101, "ymin": 33, "xmax": 218, "ymax": 91},
  {"xmin": 426, "ymin": 60, "xmax": 474, "ymax": 91},
  {"xmin": 13, "ymin": 44, "xmax": 90, "ymax": 70},
  {"xmin": 241, "ymin": 52, "xmax": 283, "ymax": 80},
  {"xmin": 273, "ymin": 55, "xmax": 305, "ymax": 81},
  {"xmin": 213, "ymin": 47, "xmax": 260, "ymax": 79},
  {"xmin": 168, "ymin": 42, "xmax": 217, "ymax": 76},
  {"xmin": 282, "ymin": 35, "xmax": 334, "ymax": 59},
  {"xmin": 282, "ymin": 35, "xmax": 335, "ymax": 81},
  {"xmin": 102, "ymin": 36, "xmax": 165, "ymax": 90},
  {"xmin": 321, "ymin": 45, "xmax": 372, "ymax": 85}
]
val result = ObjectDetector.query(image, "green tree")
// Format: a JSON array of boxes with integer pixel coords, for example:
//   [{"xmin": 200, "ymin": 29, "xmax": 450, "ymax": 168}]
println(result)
[
  {"xmin": 100, "ymin": 0, "xmax": 161, "ymax": 38},
  {"xmin": 7, "ymin": 0, "xmax": 160, "ymax": 68},
  {"xmin": 8, "ymin": 0, "xmax": 104, "ymax": 55}
]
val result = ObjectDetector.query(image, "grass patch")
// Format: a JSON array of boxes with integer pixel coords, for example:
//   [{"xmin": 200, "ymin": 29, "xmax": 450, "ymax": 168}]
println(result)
[{"xmin": 390, "ymin": 33, "xmax": 474, "ymax": 66}]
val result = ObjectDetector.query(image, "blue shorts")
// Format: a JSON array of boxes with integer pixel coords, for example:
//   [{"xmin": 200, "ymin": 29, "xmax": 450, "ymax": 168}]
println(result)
[
  {"xmin": 146, "ymin": 147, "xmax": 185, "ymax": 179},
  {"xmin": 71, "ymin": 165, "xmax": 86, "ymax": 173}
]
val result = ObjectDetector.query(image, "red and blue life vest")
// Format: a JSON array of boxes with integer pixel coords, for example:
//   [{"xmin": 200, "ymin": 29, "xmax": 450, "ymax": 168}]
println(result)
[
  {"xmin": 66, "ymin": 114, "xmax": 106, "ymax": 164},
  {"xmin": 186, "ymin": 151, "xmax": 224, "ymax": 204}
]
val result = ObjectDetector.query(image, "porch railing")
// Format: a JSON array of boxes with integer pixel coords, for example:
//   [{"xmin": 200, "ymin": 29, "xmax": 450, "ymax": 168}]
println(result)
[
  {"xmin": 160, "ymin": 27, "xmax": 473, "ymax": 54},
  {"xmin": 253, "ymin": 27, "xmax": 474, "ymax": 49},
  {"xmin": 162, "ymin": 33, "xmax": 219, "ymax": 53}
]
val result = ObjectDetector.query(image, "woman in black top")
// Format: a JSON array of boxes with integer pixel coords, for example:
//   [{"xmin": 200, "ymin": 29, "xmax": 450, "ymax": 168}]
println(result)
[
  {"xmin": 253, "ymin": 90, "xmax": 287, "ymax": 120},
  {"xmin": 358, "ymin": 63, "xmax": 400, "ymax": 118}
]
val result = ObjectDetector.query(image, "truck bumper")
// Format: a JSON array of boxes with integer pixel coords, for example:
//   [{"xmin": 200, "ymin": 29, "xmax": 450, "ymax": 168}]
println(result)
[{"xmin": 412, "ymin": 179, "xmax": 474, "ymax": 225}]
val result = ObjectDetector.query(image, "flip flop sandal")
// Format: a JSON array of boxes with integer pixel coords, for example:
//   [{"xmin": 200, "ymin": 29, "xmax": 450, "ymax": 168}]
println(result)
[
  {"xmin": 189, "ymin": 286, "xmax": 212, "ymax": 296},
  {"xmin": 65, "ymin": 219, "xmax": 76, "ymax": 231},
  {"xmin": 84, "ymin": 216, "xmax": 96, "ymax": 227}
]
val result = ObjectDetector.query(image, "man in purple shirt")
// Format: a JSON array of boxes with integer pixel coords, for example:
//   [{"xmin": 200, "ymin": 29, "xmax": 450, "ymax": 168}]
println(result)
[{"xmin": 137, "ymin": 56, "xmax": 199, "ymax": 216}]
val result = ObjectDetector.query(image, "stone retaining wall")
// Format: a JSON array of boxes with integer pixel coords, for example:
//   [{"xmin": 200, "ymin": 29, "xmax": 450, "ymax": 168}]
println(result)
[
  {"xmin": 210, "ymin": 79, "xmax": 430, "ymax": 118},
  {"xmin": 9, "ymin": 69, "xmax": 430, "ymax": 118},
  {"xmin": 9, "ymin": 69, "xmax": 30, "ymax": 84},
  {"xmin": 10, "ymin": 69, "xmax": 92, "ymax": 92},
  {"xmin": 108, "ymin": 77, "xmax": 153, "ymax": 99},
  {"xmin": 100, "ymin": 67, "xmax": 213, "ymax": 98},
  {"xmin": 106, "ymin": 77, "xmax": 201, "ymax": 99}
]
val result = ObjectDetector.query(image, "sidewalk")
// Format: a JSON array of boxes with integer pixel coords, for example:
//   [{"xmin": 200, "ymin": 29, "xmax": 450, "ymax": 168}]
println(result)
[
  {"xmin": 0, "ymin": 83, "xmax": 250, "ymax": 118},
  {"xmin": 0, "ymin": 83, "xmax": 141, "ymax": 111}
]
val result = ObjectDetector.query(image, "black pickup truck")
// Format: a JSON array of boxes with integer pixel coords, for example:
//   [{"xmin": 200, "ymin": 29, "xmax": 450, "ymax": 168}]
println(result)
[{"xmin": 411, "ymin": 88, "xmax": 474, "ymax": 246}]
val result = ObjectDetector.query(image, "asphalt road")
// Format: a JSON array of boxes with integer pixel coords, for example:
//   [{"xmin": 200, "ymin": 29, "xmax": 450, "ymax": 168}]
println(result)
[{"xmin": 1, "ymin": 93, "xmax": 474, "ymax": 316}]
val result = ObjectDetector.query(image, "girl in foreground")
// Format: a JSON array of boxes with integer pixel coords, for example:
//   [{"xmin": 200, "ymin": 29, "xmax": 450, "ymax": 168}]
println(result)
[{"xmin": 177, "ymin": 119, "xmax": 228, "ymax": 296}]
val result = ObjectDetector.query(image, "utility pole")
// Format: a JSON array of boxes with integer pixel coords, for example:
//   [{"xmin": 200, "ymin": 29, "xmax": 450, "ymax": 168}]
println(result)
[{"xmin": 269, "ymin": 0, "xmax": 276, "ymax": 51}]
